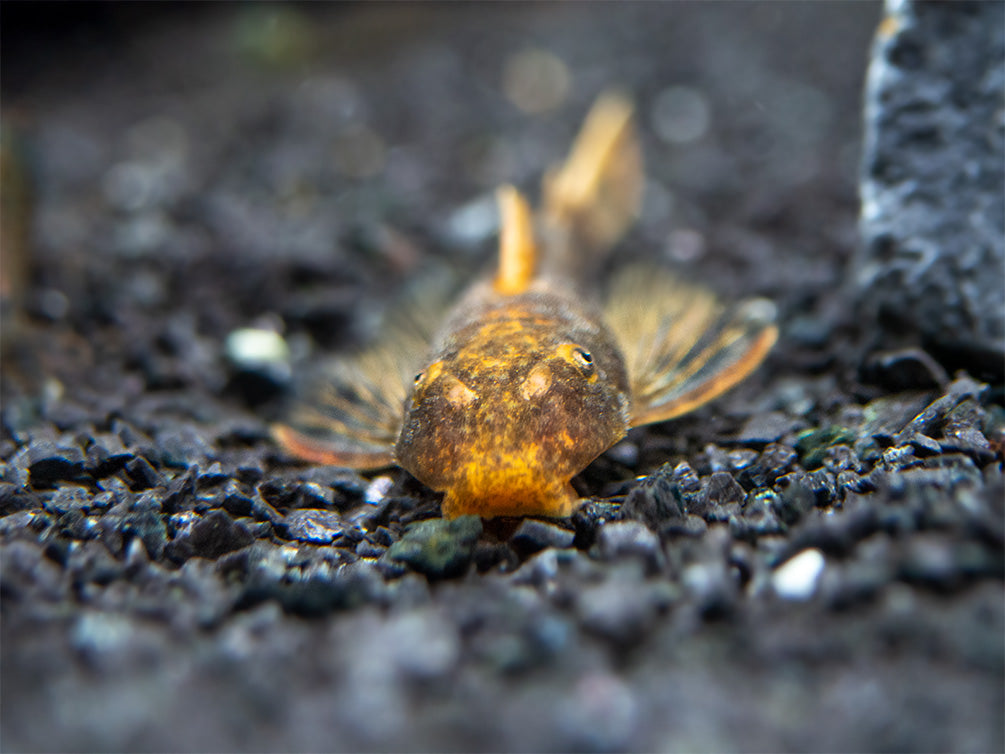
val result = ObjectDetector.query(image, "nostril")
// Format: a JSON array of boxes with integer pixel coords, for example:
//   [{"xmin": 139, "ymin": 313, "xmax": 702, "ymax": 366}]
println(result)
[{"xmin": 520, "ymin": 364, "xmax": 553, "ymax": 400}]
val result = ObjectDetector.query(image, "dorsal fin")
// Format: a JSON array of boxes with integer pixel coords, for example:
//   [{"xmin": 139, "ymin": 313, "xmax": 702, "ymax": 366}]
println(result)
[
  {"xmin": 493, "ymin": 184, "xmax": 538, "ymax": 295},
  {"xmin": 543, "ymin": 91, "xmax": 642, "ymax": 256}
]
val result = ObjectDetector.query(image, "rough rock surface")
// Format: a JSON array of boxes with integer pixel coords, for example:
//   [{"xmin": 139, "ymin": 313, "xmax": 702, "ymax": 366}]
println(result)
[
  {"xmin": 858, "ymin": 0, "xmax": 1005, "ymax": 378},
  {"xmin": 2, "ymin": 4, "xmax": 1002, "ymax": 753}
]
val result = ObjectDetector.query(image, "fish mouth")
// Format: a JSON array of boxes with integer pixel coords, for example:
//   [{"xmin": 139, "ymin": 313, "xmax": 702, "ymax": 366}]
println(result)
[{"xmin": 439, "ymin": 470, "xmax": 580, "ymax": 520}]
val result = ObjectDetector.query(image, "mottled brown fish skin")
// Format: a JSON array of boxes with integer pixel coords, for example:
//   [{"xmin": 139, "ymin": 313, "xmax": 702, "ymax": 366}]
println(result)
[{"xmin": 394, "ymin": 282, "xmax": 630, "ymax": 519}]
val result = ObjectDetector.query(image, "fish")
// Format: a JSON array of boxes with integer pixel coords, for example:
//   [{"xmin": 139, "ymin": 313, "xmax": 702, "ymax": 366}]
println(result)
[{"xmin": 274, "ymin": 92, "xmax": 778, "ymax": 519}]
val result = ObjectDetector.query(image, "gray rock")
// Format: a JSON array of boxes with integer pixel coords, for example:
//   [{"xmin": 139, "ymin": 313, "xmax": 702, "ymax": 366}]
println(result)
[
  {"xmin": 735, "ymin": 411, "xmax": 806, "ymax": 446},
  {"xmin": 168, "ymin": 510, "xmax": 253, "ymax": 562},
  {"xmin": 122, "ymin": 456, "xmax": 162, "ymax": 491},
  {"xmin": 621, "ymin": 463, "xmax": 685, "ymax": 529},
  {"xmin": 509, "ymin": 519, "xmax": 575, "ymax": 558},
  {"xmin": 280, "ymin": 509, "xmax": 345, "ymax": 544},
  {"xmin": 593, "ymin": 521, "xmax": 666, "ymax": 574},
  {"xmin": 27, "ymin": 440, "xmax": 85, "ymax": 487},
  {"xmin": 385, "ymin": 515, "xmax": 482, "ymax": 580},
  {"xmin": 858, "ymin": 0, "xmax": 1004, "ymax": 377}
]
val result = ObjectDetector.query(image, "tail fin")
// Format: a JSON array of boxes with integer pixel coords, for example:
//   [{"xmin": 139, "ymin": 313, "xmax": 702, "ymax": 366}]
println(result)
[{"xmin": 542, "ymin": 92, "xmax": 644, "ymax": 266}]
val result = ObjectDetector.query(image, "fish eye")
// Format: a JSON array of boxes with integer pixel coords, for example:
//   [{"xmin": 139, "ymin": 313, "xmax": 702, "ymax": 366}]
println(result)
[
  {"xmin": 413, "ymin": 372, "xmax": 424, "ymax": 384},
  {"xmin": 559, "ymin": 344, "xmax": 595, "ymax": 376}
]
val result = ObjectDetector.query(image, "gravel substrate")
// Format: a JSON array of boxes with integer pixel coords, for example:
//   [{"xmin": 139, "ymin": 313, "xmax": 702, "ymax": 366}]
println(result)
[{"xmin": 2, "ymin": 4, "xmax": 1002, "ymax": 752}]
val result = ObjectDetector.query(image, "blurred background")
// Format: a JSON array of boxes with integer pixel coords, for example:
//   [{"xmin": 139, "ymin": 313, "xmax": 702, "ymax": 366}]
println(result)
[{"xmin": 2, "ymin": 1, "xmax": 878, "ymax": 382}]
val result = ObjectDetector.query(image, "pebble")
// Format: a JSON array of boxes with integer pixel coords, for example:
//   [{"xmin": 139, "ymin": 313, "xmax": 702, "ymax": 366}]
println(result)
[
  {"xmin": 364, "ymin": 476, "xmax": 394, "ymax": 505},
  {"xmin": 27, "ymin": 440, "xmax": 85, "ymax": 487},
  {"xmin": 593, "ymin": 521, "xmax": 665, "ymax": 574},
  {"xmin": 861, "ymin": 348, "xmax": 949, "ymax": 391},
  {"xmin": 772, "ymin": 548, "xmax": 826, "ymax": 600},
  {"xmin": 693, "ymin": 471, "xmax": 746, "ymax": 522},
  {"xmin": 794, "ymin": 426, "xmax": 857, "ymax": 470},
  {"xmin": 155, "ymin": 426, "xmax": 213, "ymax": 468},
  {"xmin": 773, "ymin": 471, "xmax": 817, "ymax": 525},
  {"xmin": 169, "ymin": 510, "xmax": 253, "ymax": 562},
  {"xmin": 621, "ymin": 463, "xmax": 685, "ymax": 529},
  {"xmin": 735, "ymin": 412, "xmax": 804, "ymax": 446},
  {"xmin": 280, "ymin": 509, "xmax": 345, "ymax": 545},
  {"xmin": 682, "ymin": 558, "xmax": 737, "ymax": 620},
  {"xmin": 576, "ymin": 573, "xmax": 661, "ymax": 646},
  {"xmin": 385, "ymin": 516, "xmax": 483, "ymax": 580},
  {"xmin": 737, "ymin": 443, "xmax": 798, "ymax": 489},
  {"xmin": 509, "ymin": 519, "xmax": 575, "ymax": 559},
  {"xmin": 122, "ymin": 456, "xmax": 162, "ymax": 491},
  {"xmin": 84, "ymin": 434, "xmax": 136, "ymax": 478},
  {"xmin": 258, "ymin": 478, "xmax": 334, "ymax": 510}
]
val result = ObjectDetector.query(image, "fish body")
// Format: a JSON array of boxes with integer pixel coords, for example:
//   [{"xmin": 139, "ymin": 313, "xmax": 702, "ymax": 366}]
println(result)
[{"xmin": 276, "ymin": 93, "xmax": 778, "ymax": 519}]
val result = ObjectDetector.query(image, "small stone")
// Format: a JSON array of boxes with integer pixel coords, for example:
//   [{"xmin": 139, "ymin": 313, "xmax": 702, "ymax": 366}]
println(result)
[
  {"xmin": 385, "ymin": 515, "xmax": 482, "ymax": 580},
  {"xmin": 772, "ymin": 548, "xmax": 826, "ymax": 600},
  {"xmin": 214, "ymin": 480, "xmax": 255, "ymax": 518},
  {"xmin": 155, "ymin": 425, "xmax": 214, "ymax": 468},
  {"xmin": 280, "ymin": 509, "xmax": 345, "ymax": 544},
  {"xmin": 509, "ymin": 519, "xmax": 575, "ymax": 559},
  {"xmin": 737, "ymin": 443, "xmax": 798, "ymax": 489},
  {"xmin": 661, "ymin": 514, "xmax": 708, "ymax": 538},
  {"xmin": 122, "ymin": 509, "xmax": 168, "ymax": 561},
  {"xmin": 620, "ymin": 463, "xmax": 685, "ymax": 529},
  {"xmin": 42, "ymin": 484, "xmax": 92, "ymax": 515},
  {"xmin": 472, "ymin": 542, "xmax": 516, "ymax": 572},
  {"xmin": 363, "ymin": 475, "xmax": 394, "ymax": 505},
  {"xmin": 576, "ymin": 574, "xmax": 660, "ymax": 645},
  {"xmin": 257, "ymin": 478, "xmax": 334, "ymax": 510},
  {"xmin": 570, "ymin": 501, "xmax": 624, "ymax": 550},
  {"xmin": 196, "ymin": 462, "xmax": 229, "ymax": 489},
  {"xmin": 861, "ymin": 348, "xmax": 950, "ymax": 391},
  {"xmin": 355, "ymin": 539, "xmax": 386, "ymax": 558},
  {"xmin": 795, "ymin": 426, "xmax": 857, "ymax": 470},
  {"xmin": 235, "ymin": 455, "xmax": 265, "ymax": 485},
  {"xmin": 729, "ymin": 490, "xmax": 787, "ymax": 542},
  {"xmin": 174, "ymin": 510, "xmax": 253, "ymax": 561},
  {"xmin": 682, "ymin": 558, "xmax": 737, "ymax": 619},
  {"xmin": 84, "ymin": 434, "xmax": 135, "ymax": 477},
  {"xmin": 593, "ymin": 521, "xmax": 665, "ymax": 574},
  {"xmin": 122, "ymin": 456, "xmax": 162, "ymax": 491},
  {"xmin": 773, "ymin": 471, "xmax": 817, "ymax": 525},
  {"xmin": 27, "ymin": 440, "xmax": 85, "ymax": 487},
  {"xmin": 693, "ymin": 471, "xmax": 746, "ymax": 521},
  {"xmin": 161, "ymin": 466, "xmax": 197, "ymax": 513},
  {"xmin": 861, "ymin": 393, "xmax": 936, "ymax": 444},
  {"xmin": 903, "ymin": 432, "xmax": 942, "ymax": 457},
  {"xmin": 735, "ymin": 411, "xmax": 804, "ymax": 446}
]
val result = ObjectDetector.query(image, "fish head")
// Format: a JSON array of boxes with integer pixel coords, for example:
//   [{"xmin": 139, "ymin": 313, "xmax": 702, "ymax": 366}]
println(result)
[{"xmin": 394, "ymin": 304, "xmax": 630, "ymax": 519}]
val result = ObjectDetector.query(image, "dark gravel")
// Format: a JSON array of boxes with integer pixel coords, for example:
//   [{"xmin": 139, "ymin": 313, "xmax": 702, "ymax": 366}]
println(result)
[{"xmin": 2, "ymin": 3, "xmax": 1002, "ymax": 752}]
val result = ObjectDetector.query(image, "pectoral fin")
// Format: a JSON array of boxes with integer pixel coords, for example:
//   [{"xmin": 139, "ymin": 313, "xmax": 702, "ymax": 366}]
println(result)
[
  {"xmin": 605, "ymin": 266, "xmax": 778, "ymax": 427},
  {"xmin": 274, "ymin": 338, "xmax": 417, "ymax": 470}
]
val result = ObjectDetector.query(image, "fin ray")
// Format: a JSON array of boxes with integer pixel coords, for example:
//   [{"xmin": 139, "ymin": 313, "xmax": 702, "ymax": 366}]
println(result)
[
  {"xmin": 542, "ymin": 91, "xmax": 644, "ymax": 265},
  {"xmin": 494, "ymin": 185, "xmax": 537, "ymax": 295},
  {"xmin": 605, "ymin": 266, "xmax": 777, "ymax": 427}
]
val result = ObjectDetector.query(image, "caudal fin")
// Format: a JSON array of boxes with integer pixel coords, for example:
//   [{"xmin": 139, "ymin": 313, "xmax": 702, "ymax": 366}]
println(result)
[{"xmin": 542, "ymin": 92, "xmax": 644, "ymax": 263}]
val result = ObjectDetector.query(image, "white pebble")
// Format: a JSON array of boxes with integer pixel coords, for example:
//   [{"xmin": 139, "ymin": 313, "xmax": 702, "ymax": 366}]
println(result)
[
  {"xmin": 364, "ymin": 475, "xmax": 394, "ymax": 505},
  {"xmin": 225, "ymin": 327, "xmax": 289, "ymax": 367},
  {"xmin": 772, "ymin": 548, "xmax": 826, "ymax": 600}
]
